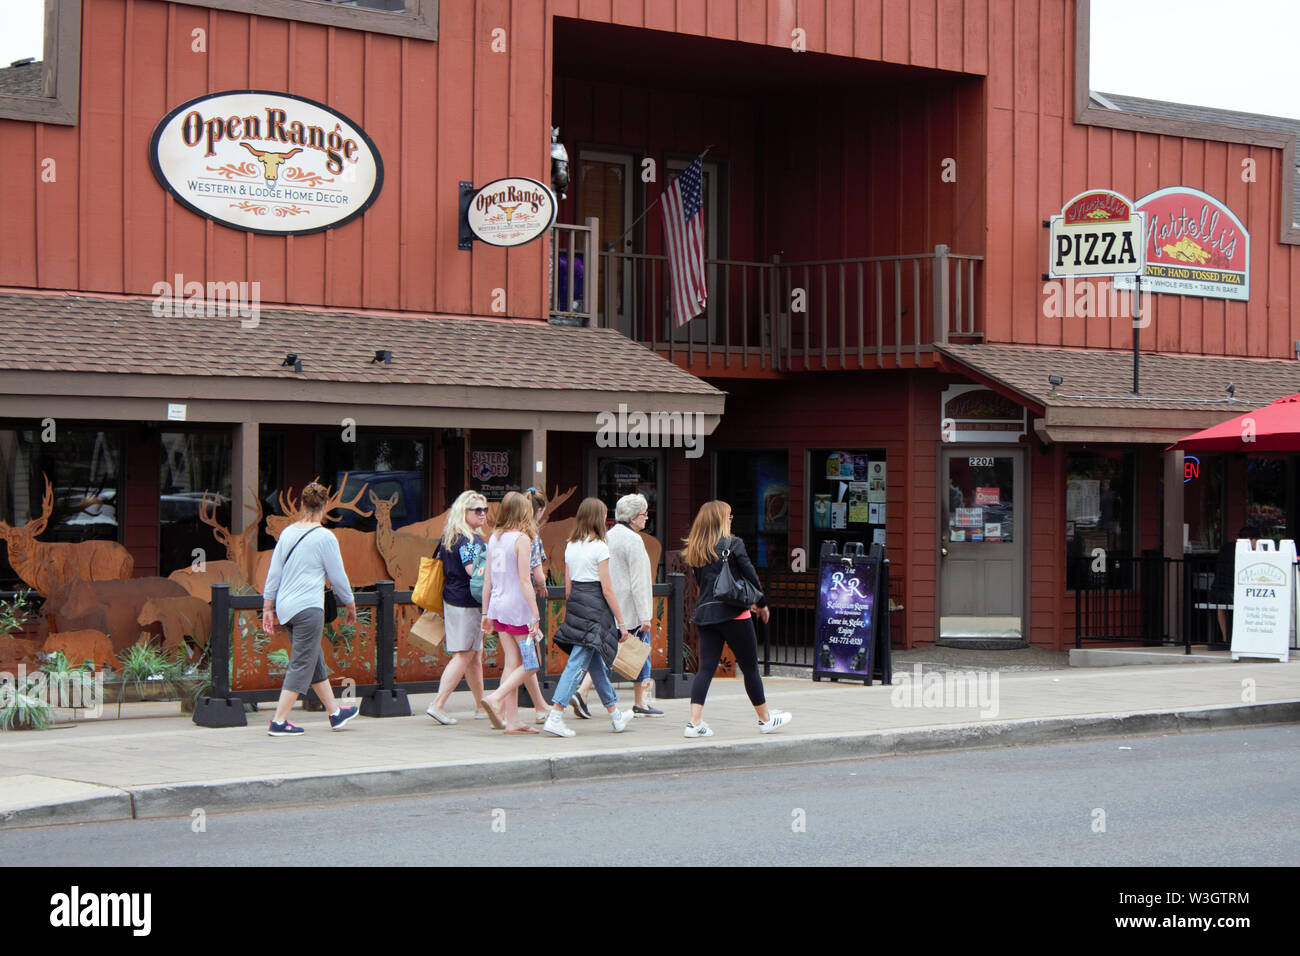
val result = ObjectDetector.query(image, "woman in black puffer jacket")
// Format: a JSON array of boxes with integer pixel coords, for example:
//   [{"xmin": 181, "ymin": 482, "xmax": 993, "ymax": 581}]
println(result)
[
  {"xmin": 684, "ymin": 500, "xmax": 792, "ymax": 739},
  {"xmin": 541, "ymin": 498, "xmax": 636, "ymax": 738}
]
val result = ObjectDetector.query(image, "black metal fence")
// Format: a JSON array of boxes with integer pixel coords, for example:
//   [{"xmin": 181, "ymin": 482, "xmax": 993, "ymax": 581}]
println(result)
[
  {"xmin": 1073, "ymin": 553, "xmax": 1230, "ymax": 653},
  {"xmin": 197, "ymin": 575, "xmax": 687, "ymax": 727}
]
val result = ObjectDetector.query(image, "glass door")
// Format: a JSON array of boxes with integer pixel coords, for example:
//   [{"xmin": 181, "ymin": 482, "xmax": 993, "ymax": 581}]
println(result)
[
  {"xmin": 577, "ymin": 150, "xmax": 634, "ymax": 333},
  {"xmin": 939, "ymin": 449, "xmax": 1024, "ymax": 639}
]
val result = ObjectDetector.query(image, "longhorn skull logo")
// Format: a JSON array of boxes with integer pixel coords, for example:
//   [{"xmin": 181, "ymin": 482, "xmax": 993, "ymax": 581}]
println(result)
[
  {"xmin": 240, "ymin": 142, "xmax": 304, "ymax": 186},
  {"xmin": 498, "ymin": 203, "xmax": 523, "ymax": 222}
]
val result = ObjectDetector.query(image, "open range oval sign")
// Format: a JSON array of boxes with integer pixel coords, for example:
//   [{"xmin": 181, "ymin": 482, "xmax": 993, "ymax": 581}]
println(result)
[
  {"xmin": 466, "ymin": 177, "xmax": 557, "ymax": 247},
  {"xmin": 150, "ymin": 90, "xmax": 384, "ymax": 236}
]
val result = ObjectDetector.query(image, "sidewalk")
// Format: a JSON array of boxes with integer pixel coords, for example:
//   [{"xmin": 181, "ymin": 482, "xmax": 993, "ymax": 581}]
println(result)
[{"xmin": 2, "ymin": 656, "xmax": 1299, "ymax": 830}]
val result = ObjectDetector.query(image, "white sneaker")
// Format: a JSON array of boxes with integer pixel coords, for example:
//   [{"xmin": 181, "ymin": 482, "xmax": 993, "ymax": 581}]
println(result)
[
  {"xmin": 610, "ymin": 708, "xmax": 633, "ymax": 733},
  {"xmin": 542, "ymin": 710, "xmax": 575, "ymax": 737},
  {"xmin": 535, "ymin": 710, "xmax": 551, "ymax": 724},
  {"xmin": 426, "ymin": 705, "xmax": 457, "ymax": 725},
  {"xmin": 684, "ymin": 721, "xmax": 713, "ymax": 738},
  {"xmin": 758, "ymin": 710, "xmax": 792, "ymax": 734}
]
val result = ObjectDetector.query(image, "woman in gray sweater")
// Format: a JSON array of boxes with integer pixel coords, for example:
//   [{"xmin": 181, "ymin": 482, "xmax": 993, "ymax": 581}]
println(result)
[{"xmin": 261, "ymin": 481, "xmax": 360, "ymax": 736}]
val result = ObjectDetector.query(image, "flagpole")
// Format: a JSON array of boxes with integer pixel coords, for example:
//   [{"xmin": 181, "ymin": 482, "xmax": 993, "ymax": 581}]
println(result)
[{"xmin": 603, "ymin": 146, "xmax": 713, "ymax": 252}]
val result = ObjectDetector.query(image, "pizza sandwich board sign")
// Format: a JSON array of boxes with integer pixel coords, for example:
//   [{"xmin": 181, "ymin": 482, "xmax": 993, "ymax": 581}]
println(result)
[
  {"xmin": 1230, "ymin": 538, "xmax": 1295, "ymax": 663},
  {"xmin": 1047, "ymin": 189, "xmax": 1145, "ymax": 279}
]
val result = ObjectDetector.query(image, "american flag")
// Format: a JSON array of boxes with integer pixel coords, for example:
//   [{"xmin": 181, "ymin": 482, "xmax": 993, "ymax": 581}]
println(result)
[{"xmin": 661, "ymin": 157, "xmax": 707, "ymax": 327}]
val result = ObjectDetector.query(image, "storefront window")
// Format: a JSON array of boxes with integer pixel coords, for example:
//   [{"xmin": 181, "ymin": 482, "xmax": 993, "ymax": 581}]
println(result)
[
  {"xmin": 1066, "ymin": 451, "xmax": 1135, "ymax": 589},
  {"xmin": 0, "ymin": 426, "xmax": 125, "ymax": 590},
  {"xmin": 595, "ymin": 456, "xmax": 659, "ymax": 538},
  {"xmin": 1246, "ymin": 457, "xmax": 1288, "ymax": 539},
  {"xmin": 808, "ymin": 449, "xmax": 887, "ymax": 561},
  {"xmin": 316, "ymin": 432, "xmax": 429, "ymax": 531},
  {"xmin": 1182, "ymin": 453, "xmax": 1224, "ymax": 552},
  {"xmin": 714, "ymin": 451, "xmax": 788, "ymax": 569},
  {"xmin": 946, "ymin": 455, "xmax": 1014, "ymax": 543},
  {"xmin": 159, "ymin": 431, "xmax": 232, "ymax": 577}
]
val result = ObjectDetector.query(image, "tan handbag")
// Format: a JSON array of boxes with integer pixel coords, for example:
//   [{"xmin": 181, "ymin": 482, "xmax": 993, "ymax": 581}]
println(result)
[
  {"xmin": 408, "ymin": 610, "xmax": 445, "ymax": 655},
  {"xmin": 612, "ymin": 633, "xmax": 651, "ymax": 680}
]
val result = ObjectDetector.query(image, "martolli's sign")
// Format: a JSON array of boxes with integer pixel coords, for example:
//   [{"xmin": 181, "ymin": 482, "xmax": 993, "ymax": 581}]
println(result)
[
  {"xmin": 1115, "ymin": 187, "xmax": 1249, "ymax": 302},
  {"xmin": 150, "ymin": 90, "xmax": 384, "ymax": 236},
  {"xmin": 1047, "ymin": 189, "xmax": 1144, "ymax": 279},
  {"xmin": 465, "ymin": 177, "xmax": 556, "ymax": 247}
]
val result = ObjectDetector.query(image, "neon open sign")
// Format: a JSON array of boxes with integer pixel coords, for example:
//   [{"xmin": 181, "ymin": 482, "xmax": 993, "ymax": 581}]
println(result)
[{"xmin": 1184, "ymin": 455, "xmax": 1201, "ymax": 483}]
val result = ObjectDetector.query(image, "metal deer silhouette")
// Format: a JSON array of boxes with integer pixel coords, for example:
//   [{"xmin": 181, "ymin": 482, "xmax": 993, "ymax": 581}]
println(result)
[
  {"xmin": 240, "ymin": 142, "xmax": 304, "ymax": 185},
  {"xmin": 0, "ymin": 475, "xmax": 133, "ymax": 597}
]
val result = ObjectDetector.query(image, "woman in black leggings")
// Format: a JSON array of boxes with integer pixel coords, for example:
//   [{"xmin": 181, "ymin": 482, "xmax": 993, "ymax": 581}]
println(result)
[{"xmin": 683, "ymin": 500, "xmax": 792, "ymax": 738}]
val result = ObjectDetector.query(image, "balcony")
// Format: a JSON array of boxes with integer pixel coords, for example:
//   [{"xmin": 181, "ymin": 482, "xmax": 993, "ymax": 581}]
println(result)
[{"xmin": 551, "ymin": 219, "xmax": 982, "ymax": 376}]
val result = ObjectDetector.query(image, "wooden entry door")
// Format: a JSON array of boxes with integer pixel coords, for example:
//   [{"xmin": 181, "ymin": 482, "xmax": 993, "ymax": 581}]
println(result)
[
  {"xmin": 577, "ymin": 150, "xmax": 634, "ymax": 334},
  {"xmin": 939, "ymin": 448, "xmax": 1026, "ymax": 639}
]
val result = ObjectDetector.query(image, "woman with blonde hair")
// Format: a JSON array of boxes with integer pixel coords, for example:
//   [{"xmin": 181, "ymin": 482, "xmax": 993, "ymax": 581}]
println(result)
[
  {"xmin": 478, "ymin": 491, "xmax": 544, "ymax": 733},
  {"xmin": 261, "ymin": 480, "xmax": 359, "ymax": 736},
  {"xmin": 541, "ymin": 497, "xmax": 635, "ymax": 737},
  {"xmin": 683, "ymin": 500, "xmax": 791, "ymax": 738},
  {"xmin": 425, "ymin": 490, "xmax": 489, "ymax": 724}
]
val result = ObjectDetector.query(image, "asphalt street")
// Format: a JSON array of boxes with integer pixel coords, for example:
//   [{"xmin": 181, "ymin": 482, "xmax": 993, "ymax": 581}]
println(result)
[{"xmin": 6, "ymin": 723, "xmax": 1298, "ymax": 867}]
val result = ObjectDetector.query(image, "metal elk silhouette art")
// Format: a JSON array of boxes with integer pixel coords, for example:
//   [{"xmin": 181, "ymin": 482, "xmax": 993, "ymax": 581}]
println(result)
[
  {"xmin": 256, "ymin": 476, "xmax": 389, "ymax": 590},
  {"xmin": 0, "ymin": 476, "xmax": 133, "ymax": 597}
]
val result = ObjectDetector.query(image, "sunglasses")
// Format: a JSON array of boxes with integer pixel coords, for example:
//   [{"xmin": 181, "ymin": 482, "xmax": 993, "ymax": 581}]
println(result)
[{"xmin": 471, "ymin": 507, "xmax": 489, "ymax": 515}]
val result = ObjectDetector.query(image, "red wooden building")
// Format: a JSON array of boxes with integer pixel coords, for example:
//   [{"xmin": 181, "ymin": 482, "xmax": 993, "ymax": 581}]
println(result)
[{"xmin": 2, "ymin": 0, "xmax": 1298, "ymax": 653}]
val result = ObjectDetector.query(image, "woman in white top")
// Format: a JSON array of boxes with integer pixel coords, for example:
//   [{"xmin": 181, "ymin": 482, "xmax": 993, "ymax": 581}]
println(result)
[
  {"xmin": 541, "ymin": 497, "xmax": 635, "ymax": 738},
  {"xmin": 573, "ymin": 493, "xmax": 660, "ymax": 718}
]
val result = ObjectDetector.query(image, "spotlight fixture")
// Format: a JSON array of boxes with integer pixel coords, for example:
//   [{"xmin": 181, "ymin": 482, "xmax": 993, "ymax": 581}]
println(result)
[
  {"xmin": 372, "ymin": 349, "xmax": 393, "ymax": 365},
  {"xmin": 1048, "ymin": 374, "xmax": 1063, "ymax": 390},
  {"xmin": 282, "ymin": 353, "xmax": 303, "ymax": 373},
  {"xmin": 1225, "ymin": 382, "xmax": 1235, "ymax": 399}
]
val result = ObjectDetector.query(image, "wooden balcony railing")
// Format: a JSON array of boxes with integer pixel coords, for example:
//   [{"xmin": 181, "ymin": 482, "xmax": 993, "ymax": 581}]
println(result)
[{"xmin": 548, "ymin": 220, "xmax": 982, "ymax": 371}]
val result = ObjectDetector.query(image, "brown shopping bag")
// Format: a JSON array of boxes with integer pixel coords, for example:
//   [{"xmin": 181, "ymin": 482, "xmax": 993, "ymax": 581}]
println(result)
[
  {"xmin": 408, "ymin": 610, "xmax": 445, "ymax": 655},
  {"xmin": 611, "ymin": 634, "xmax": 650, "ymax": 680}
]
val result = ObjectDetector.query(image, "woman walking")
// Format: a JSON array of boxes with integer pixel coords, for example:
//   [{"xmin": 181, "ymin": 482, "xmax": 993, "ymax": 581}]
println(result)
[
  {"xmin": 573, "ymin": 493, "xmax": 661, "ymax": 718},
  {"xmin": 261, "ymin": 481, "xmax": 360, "ymax": 736},
  {"xmin": 520, "ymin": 487, "xmax": 555, "ymax": 723},
  {"xmin": 425, "ymin": 491, "xmax": 489, "ymax": 724},
  {"xmin": 541, "ymin": 497, "xmax": 635, "ymax": 738},
  {"xmin": 478, "ymin": 491, "xmax": 544, "ymax": 734},
  {"xmin": 683, "ymin": 500, "xmax": 791, "ymax": 738}
]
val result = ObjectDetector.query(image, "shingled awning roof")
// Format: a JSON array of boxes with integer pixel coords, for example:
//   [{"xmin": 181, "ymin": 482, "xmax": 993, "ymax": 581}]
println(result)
[
  {"xmin": 0, "ymin": 290, "xmax": 725, "ymax": 431},
  {"xmin": 937, "ymin": 343, "xmax": 1300, "ymax": 444}
]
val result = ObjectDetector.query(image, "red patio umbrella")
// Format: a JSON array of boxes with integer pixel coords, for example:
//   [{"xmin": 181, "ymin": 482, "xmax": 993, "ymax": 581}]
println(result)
[{"xmin": 1167, "ymin": 393, "xmax": 1300, "ymax": 452}]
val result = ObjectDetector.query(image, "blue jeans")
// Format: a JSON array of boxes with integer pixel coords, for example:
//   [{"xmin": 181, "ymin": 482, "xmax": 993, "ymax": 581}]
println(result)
[
  {"xmin": 635, "ymin": 628, "xmax": 652, "ymax": 682},
  {"xmin": 552, "ymin": 644, "xmax": 617, "ymax": 709}
]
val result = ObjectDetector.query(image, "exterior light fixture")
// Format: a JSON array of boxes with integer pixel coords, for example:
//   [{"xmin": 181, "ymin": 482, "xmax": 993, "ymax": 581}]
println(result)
[
  {"xmin": 372, "ymin": 350, "xmax": 393, "ymax": 365},
  {"xmin": 1225, "ymin": 382, "xmax": 1235, "ymax": 399},
  {"xmin": 282, "ymin": 354, "xmax": 303, "ymax": 373},
  {"xmin": 1048, "ymin": 374, "xmax": 1063, "ymax": 390}
]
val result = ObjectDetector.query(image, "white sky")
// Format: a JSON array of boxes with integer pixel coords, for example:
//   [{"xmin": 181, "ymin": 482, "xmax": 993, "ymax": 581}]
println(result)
[{"xmin": 1, "ymin": 1, "xmax": 1296, "ymax": 121}]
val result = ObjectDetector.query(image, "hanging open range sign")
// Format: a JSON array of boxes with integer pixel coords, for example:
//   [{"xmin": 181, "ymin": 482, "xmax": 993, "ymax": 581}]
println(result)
[
  {"xmin": 150, "ymin": 90, "xmax": 384, "ymax": 236},
  {"xmin": 462, "ymin": 176, "xmax": 557, "ymax": 248}
]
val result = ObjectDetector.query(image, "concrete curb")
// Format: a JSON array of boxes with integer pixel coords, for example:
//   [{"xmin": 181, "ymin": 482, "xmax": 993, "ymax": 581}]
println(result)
[{"xmin": 5, "ymin": 700, "xmax": 1299, "ymax": 828}]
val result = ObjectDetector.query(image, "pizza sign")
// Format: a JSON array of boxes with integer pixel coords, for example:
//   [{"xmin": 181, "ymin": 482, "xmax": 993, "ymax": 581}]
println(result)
[
  {"xmin": 1114, "ymin": 187, "xmax": 1250, "ymax": 302},
  {"xmin": 1048, "ymin": 189, "xmax": 1144, "ymax": 279}
]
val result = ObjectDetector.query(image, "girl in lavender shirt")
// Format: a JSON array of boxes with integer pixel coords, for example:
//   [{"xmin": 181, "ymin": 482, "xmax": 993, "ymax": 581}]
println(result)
[{"xmin": 478, "ymin": 492, "xmax": 543, "ymax": 734}]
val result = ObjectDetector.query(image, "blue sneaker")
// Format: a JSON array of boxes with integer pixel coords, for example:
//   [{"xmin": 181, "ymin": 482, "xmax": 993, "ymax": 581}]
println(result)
[
  {"xmin": 329, "ymin": 705, "xmax": 359, "ymax": 731},
  {"xmin": 268, "ymin": 720, "xmax": 304, "ymax": 736}
]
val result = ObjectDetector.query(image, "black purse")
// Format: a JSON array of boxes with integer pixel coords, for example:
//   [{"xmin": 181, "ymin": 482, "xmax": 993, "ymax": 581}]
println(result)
[
  {"xmin": 283, "ymin": 526, "xmax": 340, "ymax": 624},
  {"xmin": 713, "ymin": 537, "xmax": 763, "ymax": 608}
]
